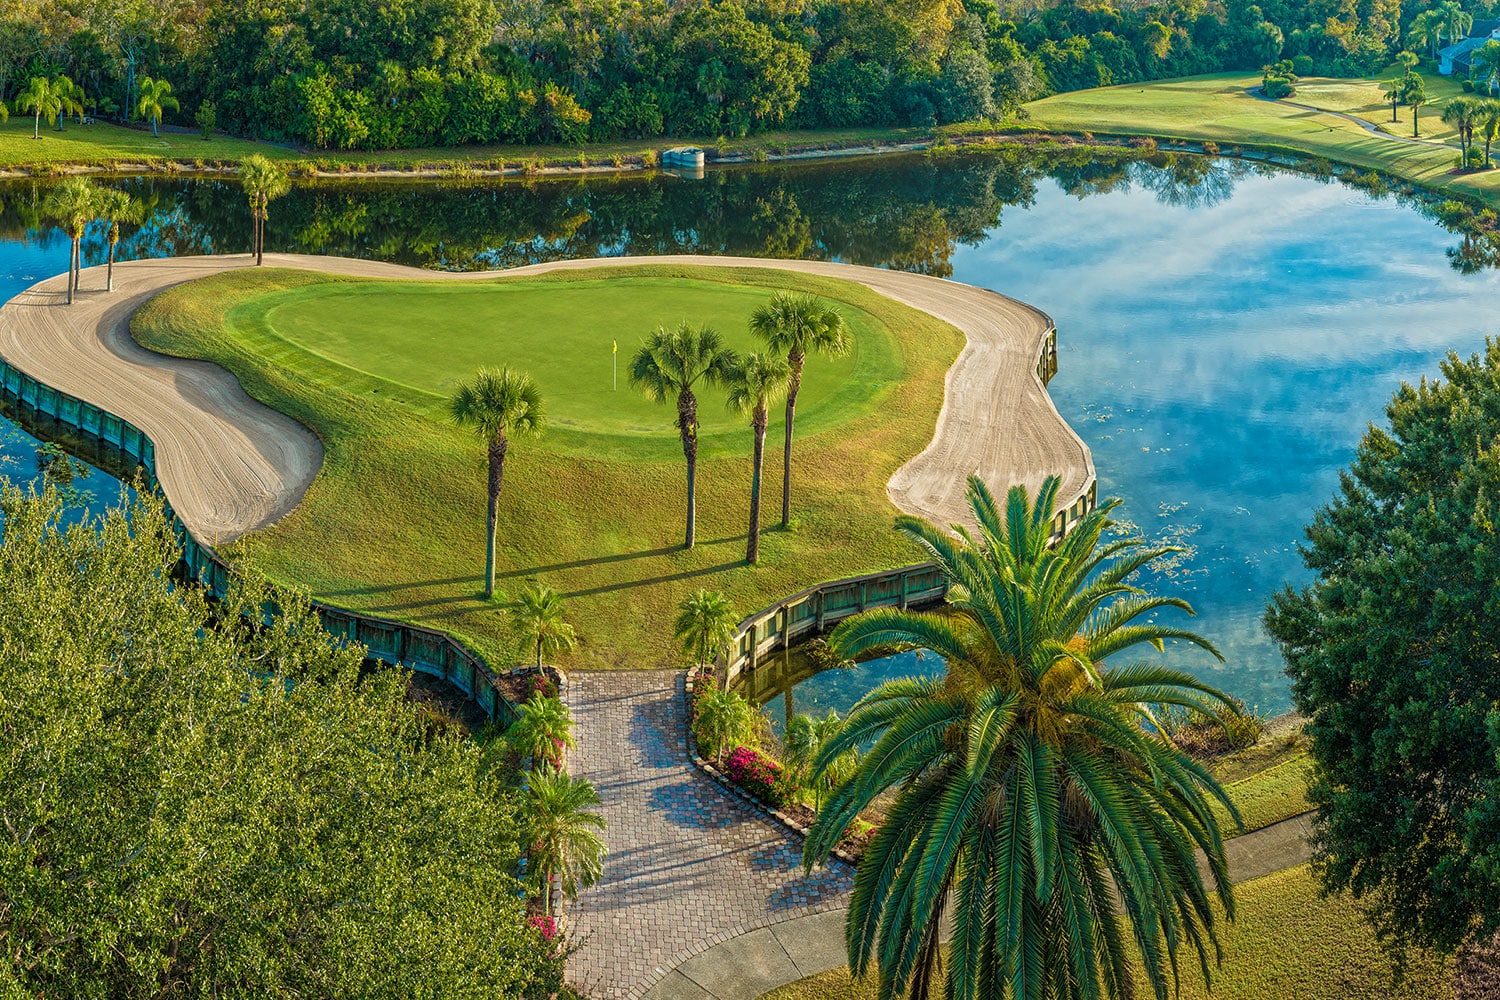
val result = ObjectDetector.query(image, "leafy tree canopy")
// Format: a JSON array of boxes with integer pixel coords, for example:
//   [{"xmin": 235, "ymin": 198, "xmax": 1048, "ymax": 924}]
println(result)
[
  {"xmin": 0, "ymin": 484, "xmax": 561, "ymax": 998},
  {"xmin": 1266, "ymin": 339, "xmax": 1500, "ymax": 955}
]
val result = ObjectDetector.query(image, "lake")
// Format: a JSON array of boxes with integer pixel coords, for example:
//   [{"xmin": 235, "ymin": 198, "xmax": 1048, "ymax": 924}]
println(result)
[{"xmin": 2, "ymin": 149, "xmax": 1491, "ymax": 713}]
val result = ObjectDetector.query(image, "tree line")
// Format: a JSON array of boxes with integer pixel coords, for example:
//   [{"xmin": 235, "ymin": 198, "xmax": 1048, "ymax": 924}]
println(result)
[{"xmin": 0, "ymin": 0, "xmax": 1459, "ymax": 151}]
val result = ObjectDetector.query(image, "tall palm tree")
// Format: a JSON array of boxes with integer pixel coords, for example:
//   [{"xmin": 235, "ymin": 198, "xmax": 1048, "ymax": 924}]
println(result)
[
  {"xmin": 239, "ymin": 154, "xmax": 290, "ymax": 265},
  {"xmin": 97, "ymin": 188, "xmax": 143, "ymax": 292},
  {"xmin": 15, "ymin": 76, "xmax": 60, "ymax": 140},
  {"xmin": 511, "ymin": 583, "xmax": 577, "ymax": 670},
  {"xmin": 525, "ymin": 766, "xmax": 606, "ymax": 915},
  {"xmin": 749, "ymin": 291, "xmax": 850, "ymax": 528},
  {"xmin": 52, "ymin": 75, "xmax": 84, "ymax": 131},
  {"xmin": 1383, "ymin": 78, "xmax": 1404, "ymax": 121},
  {"xmin": 135, "ymin": 76, "xmax": 178, "ymax": 138},
  {"xmin": 784, "ymin": 711, "xmax": 858, "ymax": 810},
  {"xmin": 629, "ymin": 322, "xmax": 738, "ymax": 548},
  {"xmin": 803, "ymin": 475, "xmax": 1240, "ymax": 1000},
  {"xmin": 1397, "ymin": 50, "xmax": 1421, "ymax": 73},
  {"xmin": 1444, "ymin": 94, "xmax": 1479, "ymax": 160},
  {"xmin": 509, "ymin": 695, "xmax": 576, "ymax": 766},
  {"xmin": 724, "ymin": 352, "xmax": 792, "ymax": 564},
  {"xmin": 674, "ymin": 588, "xmax": 738, "ymax": 667},
  {"xmin": 1480, "ymin": 98, "xmax": 1500, "ymax": 165},
  {"xmin": 42, "ymin": 177, "xmax": 99, "ymax": 306},
  {"xmin": 450, "ymin": 368, "xmax": 545, "ymax": 599},
  {"xmin": 1410, "ymin": 84, "xmax": 1430, "ymax": 138}
]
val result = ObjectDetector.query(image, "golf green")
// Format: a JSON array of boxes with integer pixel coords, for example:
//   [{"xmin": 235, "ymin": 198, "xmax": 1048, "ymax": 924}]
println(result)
[{"xmin": 228, "ymin": 276, "xmax": 900, "ymax": 452}]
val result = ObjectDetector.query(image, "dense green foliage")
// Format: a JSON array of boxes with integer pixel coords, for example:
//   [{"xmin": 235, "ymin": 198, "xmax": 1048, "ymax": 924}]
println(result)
[
  {"xmin": 806, "ymin": 476, "xmax": 1240, "ymax": 1000},
  {"xmin": 0, "ymin": 0, "xmax": 1451, "ymax": 150},
  {"xmin": 0, "ymin": 485, "xmax": 560, "ymax": 997},
  {"xmin": 1265, "ymin": 340, "xmax": 1500, "ymax": 956}
]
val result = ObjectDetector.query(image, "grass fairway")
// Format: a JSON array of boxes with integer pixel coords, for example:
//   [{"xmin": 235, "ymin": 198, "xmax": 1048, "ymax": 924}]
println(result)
[
  {"xmin": 1027, "ymin": 72, "xmax": 1500, "ymax": 206},
  {"xmin": 235, "ymin": 277, "xmax": 898, "ymax": 456},
  {"xmin": 1218, "ymin": 752, "xmax": 1313, "ymax": 835},
  {"xmin": 758, "ymin": 864, "xmax": 1454, "ymax": 1000},
  {"xmin": 0, "ymin": 118, "xmax": 290, "ymax": 167},
  {"xmin": 132, "ymin": 264, "xmax": 962, "ymax": 670}
]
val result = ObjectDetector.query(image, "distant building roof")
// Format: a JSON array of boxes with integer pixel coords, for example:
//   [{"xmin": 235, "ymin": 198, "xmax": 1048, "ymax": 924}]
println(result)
[{"xmin": 1471, "ymin": 18, "xmax": 1500, "ymax": 38}]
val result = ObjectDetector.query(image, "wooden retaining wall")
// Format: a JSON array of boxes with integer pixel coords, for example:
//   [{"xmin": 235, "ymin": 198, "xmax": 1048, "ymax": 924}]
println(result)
[{"xmin": 0, "ymin": 359, "xmax": 520, "ymax": 727}]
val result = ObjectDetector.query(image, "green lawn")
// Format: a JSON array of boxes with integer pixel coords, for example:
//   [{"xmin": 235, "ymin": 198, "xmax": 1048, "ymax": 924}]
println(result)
[
  {"xmin": 758, "ymin": 864, "xmax": 1453, "ymax": 1000},
  {"xmin": 131, "ymin": 264, "xmax": 963, "ymax": 670},
  {"xmin": 1218, "ymin": 751, "xmax": 1313, "ymax": 836},
  {"xmin": 1026, "ymin": 72, "xmax": 1500, "ymax": 205},
  {"xmin": 0, "ymin": 115, "xmax": 927, "ymax": 171},
  {"xmin": 235, "ymin": 277, "xmax": 898, "ymax": 457}
]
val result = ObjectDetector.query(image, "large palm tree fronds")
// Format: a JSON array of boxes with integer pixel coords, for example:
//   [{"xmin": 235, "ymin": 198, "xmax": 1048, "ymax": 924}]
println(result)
[
  {"xmin": 15, "ymin": 76, "xmax": 60, "ymax": 139},
  {"xmin": 804, "ymin": 474, "xmax": 1240, "ymax": 1000},
  {"xmin": 524, "ymin": 766, "xmax": 606, "ymax": 912},
  {"xmin": 509, "ymin": 695, "xmax": 576, "ymax": 765},
  {"xmin": 136, "ymin": 75, "xmax": 179, "ymax": 137}
]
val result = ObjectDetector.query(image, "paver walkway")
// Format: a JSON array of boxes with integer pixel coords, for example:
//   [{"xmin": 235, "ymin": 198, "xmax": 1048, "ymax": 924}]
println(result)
[{"xmin": 566, "ymin": 671, "xmax": 853, "ymax": 999}]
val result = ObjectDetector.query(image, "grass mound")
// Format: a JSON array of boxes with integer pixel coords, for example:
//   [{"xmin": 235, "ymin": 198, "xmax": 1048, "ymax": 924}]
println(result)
[{"xmin": 132, "ymin": 263, "xmax": 963, "ymax": 669}]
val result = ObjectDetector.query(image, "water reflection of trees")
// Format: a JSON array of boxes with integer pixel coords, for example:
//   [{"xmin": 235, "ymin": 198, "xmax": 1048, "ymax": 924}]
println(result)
[{"xmin": 2, "ymin": 149, "xmax": 1494, "ymax": 276}]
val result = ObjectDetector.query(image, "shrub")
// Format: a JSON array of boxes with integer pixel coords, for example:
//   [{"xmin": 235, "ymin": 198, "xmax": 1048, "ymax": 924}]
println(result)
[
  {"xmin": 528, "ymin": 914, "xmax": 559, "ymax": 942},
  {"xmin": 196, "ymin": 100, "xmax": 216, "ymax": 140},
  {"xmin": 724, "ymin": 745, "xmax": 789, "ymax": 807},
  {"xmin": 1202, "ymin": 140, "xmax": 1220, "ymax": 155},
  {"xmin": 1291, "ymin": 54, "xmax": 1315, "ymax": 77},
  {"xmin": 1464, "ymin": 79, "xmax": 1477, "ymax": 92},
  {"xmin": 1128, "ymin": 136, "xmax": 1158, "ymax": 151},
  {"xmin": 1156, "ymin": 695, "xmax": 1265, "ymax": 756}
]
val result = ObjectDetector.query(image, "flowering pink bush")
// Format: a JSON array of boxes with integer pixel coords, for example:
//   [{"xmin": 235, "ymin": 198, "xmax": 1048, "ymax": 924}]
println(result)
[
  {"xmin": 528, "ymin": 914, "xmax": 558, "ymax": 941},
  {"xmin": 724, "ymin": 746, "xmax": 787, "ymax": 807},
  {"xmin": 528, "ymin": 673, "xmax": 558, "ymax": 700}
]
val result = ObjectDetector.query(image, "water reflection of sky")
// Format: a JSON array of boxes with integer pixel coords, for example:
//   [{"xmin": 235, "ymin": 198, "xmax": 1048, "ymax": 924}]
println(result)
[{"xmin": 951, "ymin": 169, "xmax": 1495, "ymax": 713}]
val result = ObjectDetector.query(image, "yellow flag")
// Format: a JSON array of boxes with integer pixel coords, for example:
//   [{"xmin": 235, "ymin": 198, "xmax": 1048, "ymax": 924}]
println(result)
[{"xmin": 612, "ymin": 339, "xmax": 618, "ymax": 354}]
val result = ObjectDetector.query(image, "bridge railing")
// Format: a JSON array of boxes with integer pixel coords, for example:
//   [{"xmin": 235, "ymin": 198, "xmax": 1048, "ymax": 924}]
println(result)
[{"xmin": 0, "ymin": 358, "xmax": 520, "ymax": 728}]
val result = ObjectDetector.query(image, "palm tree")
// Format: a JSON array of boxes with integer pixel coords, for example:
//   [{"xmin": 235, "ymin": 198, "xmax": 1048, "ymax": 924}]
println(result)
[
  {"xmin": 1397, "ymin": 50, "xmax": 1421, "ymax": 73},
  {"xmin": 239, "ymin": 154, "xmax": 291, "ymax": 265},
  {"xmin": 42, "ymin": 177, "xmax": 99, "ymax": 306},
  {"xmin": 1444, "ymin": 94, "xmax": 1479, "ymax": 159},
  {"xmin": 724, "ymin": 352, "xmax": 792, "ymax": 564},
  {"xmin": 52, "ymin": 75, "xmax": 84, "ymax": 132},
  {"xmin": 1440, "ymin": 0, "xmax": 1474, "ymax": 48},
  {"xmin": 524, "ymin": 766, "xmax": 606, "ymax": 915},
  {"xmin": 135, "ymin": 76, "xmax": 179, "ymax": 138},
  {"xmin": 674, "ymin": 588, "xmax": 738, "ymax": 667},
  {"xmin": 450, "ymin": 368, "xmax": 545, "ymax": 599},
  {"xmin": 749, "ymin": 291, "xmax": 850, "ymax": 529},
  {"xmin": 509, "ymin": 695, "xmax": 576, "ymax": 767},
  {"xmin": 1409, "ymin": 11, "xmax": 1442, "ymax": 58},
  {"xmin": 802, "ymin": 474, "xmax": 1240, "ymax": 1000},
  {"xmin": 1480, "ymin": 99, "xmax": 1500, "ymax": 165},
  {"xmin": 629, "ymin": 322, "xmax": 738, "ymax": 548},
  {"xmin": 784, "ymin": 711, "xmax": 858, "ymax": 811},
  {"xmin": 1410, "ymin": 84, "xmax": 1430, "ymax": 138},
  {"xmin": 511, "ymin": 583, "xmax": 577, "ymax": 670},
  {"xmin": 692, "ymin": 684, "xmax": 758, "ymax": 764},
  {"xmin": 1382, "ymin": 78, "xmax": 1404, "ymax": 121},
  {"xmin": 1475, "ymin": 39, "xmax": 1500, "ymax": 94},
  {"xmin": 15, "ymin": 77, "xmax": 60, "ymax": 140},
  {"xmin": 97, "ymin": 188, "xmax": 144, "ymax": 293}
]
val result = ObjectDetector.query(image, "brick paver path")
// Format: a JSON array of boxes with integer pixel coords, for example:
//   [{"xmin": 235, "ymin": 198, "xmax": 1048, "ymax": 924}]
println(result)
[{"xmin": 566, "ymin": 671, "xmax": 853, "ymax": 1000}]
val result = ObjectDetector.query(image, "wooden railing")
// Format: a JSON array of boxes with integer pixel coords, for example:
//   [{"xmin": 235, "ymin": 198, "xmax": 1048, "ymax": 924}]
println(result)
[
  {"xmin": 717, "ymin": 563, "xmax": 950, "ymax": 689},
  {"xmin": 0, "ymin": 359, "xmax": 521, "ymax": 727}
]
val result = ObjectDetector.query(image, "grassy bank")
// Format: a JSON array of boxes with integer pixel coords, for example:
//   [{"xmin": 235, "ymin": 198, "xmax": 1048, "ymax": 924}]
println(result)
[
  {"xmin": 1026, "ymin": 72, "xmax": 1500, "ymax": 206},
  {"xmin": 131, "ymin": 264, "xmax": 963, "ymax": 671},
  {"xmin": 0, "ymin": 117, "xmax": 929, "ymax": 174},
  {"xmin": 759, "ymin": 863, "xmax": 1454, "ymax": 1000}
]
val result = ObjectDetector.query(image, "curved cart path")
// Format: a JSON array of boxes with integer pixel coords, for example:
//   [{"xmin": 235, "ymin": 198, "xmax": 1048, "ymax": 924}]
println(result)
[{"xmin": 0, "ymin": 252, "xmax": 1091, "ymax": 540}]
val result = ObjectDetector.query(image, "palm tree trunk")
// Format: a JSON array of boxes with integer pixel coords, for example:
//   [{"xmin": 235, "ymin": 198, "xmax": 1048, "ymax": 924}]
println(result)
[
  {"xmin": 678, "ymin": 391, "xmax": 698, "ymax": 548},
  {"xmin": 748, "ymin": 406, "xmax": 767, "ymax": 564},
  {"xmin": 535, "ymin": 636, "xmax": 543, "ymax": 670},
  {"xmin": 485, "ymin": 433, "xmax": 508, "ymax": 598},
  {"xmin": 66, "ymin": 239, "xmax": 76, "ymax": 305},
  {"xmin": 33, "ymin": 112, "xmax": 39, "ymax": 140},
  {"xmin": 1414, "ymin": 107, "xmax": 1420, "ymax": 138},
  {"xmin": 151, "ymin": 116, "xmax": 158, "ymax": 139},
  {"xmin": 781, "ymin": 351, "xmax": 803, "ymax": 528},
  {"xmin": 107, "ymin": 226, "xmax": 118, "ymax": 292}
]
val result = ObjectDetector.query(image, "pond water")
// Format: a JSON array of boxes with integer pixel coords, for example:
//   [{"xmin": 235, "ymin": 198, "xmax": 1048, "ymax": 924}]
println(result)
[{"xmin": 2, "ymin": 150, "xmax": 1493, "ymax": 713}]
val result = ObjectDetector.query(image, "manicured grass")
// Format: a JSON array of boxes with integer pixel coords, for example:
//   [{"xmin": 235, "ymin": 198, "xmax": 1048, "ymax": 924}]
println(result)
[
  {"xmin": 1217, "ymin": 752, "xmax": 1313, "ymax": 836},
  {"xmin": 0, "ymin": 118, "xmax": 287, "ymax": 167},
  {"xmin": 757, "ymin": 865, "xmax": 1454, "ymax": 1000},
  {"xmin": 0, "ymin": 115, "xmax": 928, "ymax": 171},
  {"xmin": 132, "ymin": 264, "xmax": 964, "ymax": 670},
  {"xmin": 235, "ymin": 277, "xmax": 899, "ymax": 458},
  {"xmin": 1026, "ymin": 72, "xmax": 1500, "ymax": 205}
]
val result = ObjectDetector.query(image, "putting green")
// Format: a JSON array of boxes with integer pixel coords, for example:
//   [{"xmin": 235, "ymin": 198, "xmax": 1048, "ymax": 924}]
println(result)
[{"xmin": 227, "ymin": 276, "xmax": 900, "ymax": 452}]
